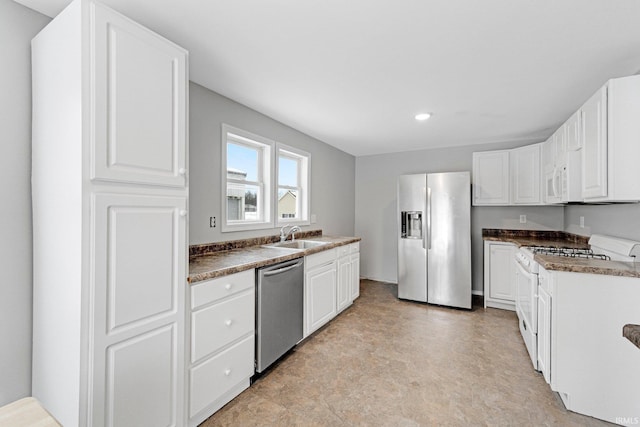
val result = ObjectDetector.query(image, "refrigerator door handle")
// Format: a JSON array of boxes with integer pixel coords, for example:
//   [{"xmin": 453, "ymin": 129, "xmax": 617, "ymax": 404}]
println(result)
[{"xmin": 427, "ymin": 187, "xmax": 432, "ymax": 250}]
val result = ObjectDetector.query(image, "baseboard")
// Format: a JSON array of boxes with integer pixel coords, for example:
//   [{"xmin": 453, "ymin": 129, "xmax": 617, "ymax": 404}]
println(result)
[{"xmin": 472, "ymin": 290, "xmax": 484, "ymax": 296}]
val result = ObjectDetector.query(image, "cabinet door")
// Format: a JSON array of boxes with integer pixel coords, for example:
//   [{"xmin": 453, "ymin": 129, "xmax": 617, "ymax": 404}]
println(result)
[
  {"xmin": 488, "ymin": 244, "xmax": 516, "ymax": 301},
  {"xmin": 542, "ymin": 136, "xmax": 555, "ymax": 173},
  {"xmin": 472, "ymin": 151, "xmax": 510, "ymax": 205},
  {"xmin": 337, "ymin": 256, "xmax": 351, "ymax": 313},
  {"xmin": 511, "ymin": 144, "xmax": 541, "ymax": 204},
  {"xmin": 91, "ymin": 193, "xmax": 186, "ymax": 426},
  {"xmin": 91, "ymin": 2, "xmax": 188, "ymax": 188},
  {"xmin": 581, "ymin": 86, "xmax": 608, "ymax": 199},
  {"xmin": 565, "ymin": 110, "xmax": 581, "ymax": 151},
  {"xmin": 350, "ymin": 252, "xmax": 360, "ymax": 300},
  {"xmin": 305, "ymin": 262, "xmax": 337, "ymax": 336},
  {"xmin": 537, "ymin": 285, "xmax": 551, "ymax": 385},
  {"xmin": 554, "ymin": 126, "xmax": 567, "ymax": 167}
]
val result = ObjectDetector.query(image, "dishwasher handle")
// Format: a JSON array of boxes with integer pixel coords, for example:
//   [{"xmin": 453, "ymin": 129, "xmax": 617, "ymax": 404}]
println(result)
[{"xmin": 262, "ymin": 260, "xmax": 303, "ymax": 277}]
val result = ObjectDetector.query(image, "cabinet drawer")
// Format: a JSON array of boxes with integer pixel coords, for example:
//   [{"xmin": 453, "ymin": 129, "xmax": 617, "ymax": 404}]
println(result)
[
  {"xmin": 191, "ymin": 291, "xmax": 254, "ymax": 363},
  {"xmin": 189, "ymin": 336, "xmax": 254, "ymax": 417},
  {"xmin": 191, "ymin": 269, "xmax": 254, "ymax": 309},
  {"xmin": 350, "ymin": 242, "xmax": 360, "ymax": 253},
  {"xmin": 337, "ymin": 245, "xmax": 350, "ymax": 257},
  {"xmin": 305, "ymin": 248, "xmax": 337, "ymax": 269}
]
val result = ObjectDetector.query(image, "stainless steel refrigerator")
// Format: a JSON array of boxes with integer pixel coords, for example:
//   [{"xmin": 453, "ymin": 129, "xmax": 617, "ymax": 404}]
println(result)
[{"xmin": 397, "ymin": 172, "xmax": 471, "ymax": 308}]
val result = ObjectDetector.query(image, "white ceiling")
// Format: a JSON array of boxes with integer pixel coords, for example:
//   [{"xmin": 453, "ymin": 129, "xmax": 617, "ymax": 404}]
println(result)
[{"xmin": 15, "ymin": 0, "xmax": 640, "ymax": 156}]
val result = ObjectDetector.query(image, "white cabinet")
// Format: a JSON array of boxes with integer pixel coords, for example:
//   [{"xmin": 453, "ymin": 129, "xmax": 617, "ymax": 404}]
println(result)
[
  {"xmin": 350, "ymin": 245, "xmax": 361, "ymax": 301},
  {"xmin": 565, "ymin": 110, "xmax": 582, "ymax": 152},
  {"xmin": 31, "ymin": 1, "xmax": 188, "ymax": 426},
  {"xmin": 537, "ymin": 268, "xmax": 552, "ymax": 385},
  {"xmin": 337, "ymin": 248, "xmax": 351, "ymax": 313},
  {"xmin": 510, "ymin": 144, "xmax": 542, "ymax": 204},
  {"xmin": 483, "ymin": 241, "xmax": 516, "ymax": 311},
  {"xmin": 581, "ymin": 75, "xmax": 640, "ymax": 202},
  {"xmin": 304, "ymin": 249, "xmax": 337, "ymax": 337},
  {"xmin": 473, "ymin": 146, "xmax": 542, "ymax": 206},
  {"xmin": 337, "ymin": 243, "xmax": 361, "ymax": 313},
  {"xmin": 187, "ymin": 270, "xmax": 255, "ymax": 427},
  {"xmin": 581, "ymin": 85, "xmax": 608, "ymax": 199},
  {"xmin": 548, "ymin": 270, "xmax": 640, "ymax": 424},
  {"xmin": 91, "ymin": 2, "xmax": 187, "ymax": 188},
  {"xmin": 472, "ymin": 150, "xmax": 510, "ymax": 205}
]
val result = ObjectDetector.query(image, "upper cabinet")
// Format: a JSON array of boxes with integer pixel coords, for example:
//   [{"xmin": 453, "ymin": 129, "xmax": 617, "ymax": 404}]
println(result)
[
  {"xmin": 475, "ymin": 75, "xmax": 640, "ymax": 206},
  {"xmin": 510, "ymin": 144, "xmax": 542, "ymax": 205},
  {"xmin": 472, "ymin": 150, "xmax": 510, "ymax": 205},
  {"xmin": 581, "ymin": 76, "xmax": 640, "ymax": 202},
  {"xmin": 91, "ymin": 1, "xmax": 188, "ymax": 188},
  {"xmin": 565, "ymin": 110, "xmax": 582, "ymax": 152},
  {"xmin": 473, "ymin": 146, "xmax": 543, "ymax": 206},
  {"xmin": 581, "ymin": 86, "xmax": 608, "ymax": 199}
]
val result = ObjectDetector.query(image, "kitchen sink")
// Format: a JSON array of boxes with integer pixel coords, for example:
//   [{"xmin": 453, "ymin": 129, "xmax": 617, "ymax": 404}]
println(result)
[{"xmin": 265, "ymin": 240, "xmax": 328, "ymax": 250}]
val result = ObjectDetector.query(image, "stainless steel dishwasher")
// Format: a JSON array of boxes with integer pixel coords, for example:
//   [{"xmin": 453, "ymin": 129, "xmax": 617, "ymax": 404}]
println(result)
[{"xmin": 256, "ymin": 258, "xmax": 304, "ymax": 373}]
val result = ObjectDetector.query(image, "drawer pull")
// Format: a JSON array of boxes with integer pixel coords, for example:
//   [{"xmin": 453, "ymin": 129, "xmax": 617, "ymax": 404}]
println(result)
[
  {"xmin": 224, "ymin": 369, "xmax": 231, "ymax": 376},
  {"xmin": 225, "ymin": 283, "xmax": 232, "ymax": 290},
  {"xmin": 224, "ymin": 319, "xmax": 233, "ymax": 326}
]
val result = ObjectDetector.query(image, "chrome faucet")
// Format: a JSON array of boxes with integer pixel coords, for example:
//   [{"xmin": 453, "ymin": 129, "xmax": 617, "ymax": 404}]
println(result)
[{"xmin": 280, "ymin": 225, "xmax": 301, "ymax": 242}]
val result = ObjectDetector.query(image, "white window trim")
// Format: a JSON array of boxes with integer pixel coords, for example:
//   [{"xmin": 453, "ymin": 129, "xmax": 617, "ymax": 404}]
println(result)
[
  {"xmin": 221, "ymin": 124, "xmax": 274, "ymax": 232},
  {"xmin": 276, "ymin": 142, "xmax": 310, "ymax": 226}
]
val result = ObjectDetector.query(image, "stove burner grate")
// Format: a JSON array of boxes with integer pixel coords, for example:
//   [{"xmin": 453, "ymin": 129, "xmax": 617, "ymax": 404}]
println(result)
[{"xmin": 530, "ymin": 246, "xmax": 611, "ymax": 260}]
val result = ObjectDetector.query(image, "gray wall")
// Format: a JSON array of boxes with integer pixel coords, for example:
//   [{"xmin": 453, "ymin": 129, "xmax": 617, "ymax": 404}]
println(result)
[
  {"xmin": 0, "ymin": 0, "xmax": 50, "ymax": 407},
  {"xmin": 564, "ymin": 203, "xmax": 640, "ymax": 241},
  {"xmin": 355, "ymin": 143, "xmax": 565, "ymax": 292},
  {"xmin": 189, "ymin": 82, "xmax": 356, "ymax": 244}
]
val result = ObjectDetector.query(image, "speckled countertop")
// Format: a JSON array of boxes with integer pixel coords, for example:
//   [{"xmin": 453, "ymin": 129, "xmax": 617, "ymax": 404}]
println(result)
[
  {"xmin": 623, "ymin": 324, "xmax": 640, "ymax": 350},
  {"xmin": 189, "ymin": 234, "xmax": 360, "ymax": 283},
  {"xmin": 483, "ymin": 228, "xmax": 640, "ymax": 277},
  {"xmin": 482, "ymin": 228, "xmax": 590, "ymax": 249}
]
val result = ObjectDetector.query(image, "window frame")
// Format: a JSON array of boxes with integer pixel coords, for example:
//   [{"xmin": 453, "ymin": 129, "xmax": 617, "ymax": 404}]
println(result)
[
  {"xmin": 276, "ymin": 143, "xmax": 310, "ymax": 226},
  {"xmin": 221, "ymin": 124, "xmax": 274, "ymax": 232}
]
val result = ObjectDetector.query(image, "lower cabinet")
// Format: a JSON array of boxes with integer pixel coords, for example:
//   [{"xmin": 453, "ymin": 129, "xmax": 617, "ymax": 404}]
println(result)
[
  {"xmin": 350, "ymin": 248, "xmax": 361, "ymax": 301},
  {"xmin": 187, "ymin": 269, "xmax": 255, "ymax": 427},
  {"xmin": 304, "ymin": 249, "xmax": 337, "ymax": 337},
  {"xmin": 537, "ymin": 267, "xmax": 552, "ymax": 385},
  {"xmin": 337, "ymin": 246, "xmax": 352, "ymax": 313},
  {"xmin": 337, "ymin": 243, "xmax": 361, "ymax": 313},
  {"xmin": 483, "ymin": 241, "xmax": 517, "ymax": 310}
]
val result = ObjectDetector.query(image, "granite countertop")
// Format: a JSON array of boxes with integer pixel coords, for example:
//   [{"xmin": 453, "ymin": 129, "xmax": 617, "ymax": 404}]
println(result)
[
  {"xmin": 483, "ymin": 228, "xmax": 640, "ymax": 277},
  {"xmin": 534, "ymin": 254, "xmax": 640, "ymax": 278},
  {"xmin": 189, "ymin": 235, "xmax": 360, "ymax": 283},
  {"xmin": 482, "ymin": 228, "xmax": 590, "ymax": 250},
  {"xmin": 623, "ymin": 324, "xmax": 640, "ymax": 350}
]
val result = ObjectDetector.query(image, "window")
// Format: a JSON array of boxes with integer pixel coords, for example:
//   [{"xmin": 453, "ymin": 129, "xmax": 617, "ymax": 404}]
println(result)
[
  {"xmin": 277, "ymin": 144, "xmax": 310, "ymax": 225},
  {"xmin": 221, "ymin": 124, "xmax": 273, "ymax": 231},
  {"xmin": 221, "ymin": 125, "xmax": 310, "ymax": 232}
]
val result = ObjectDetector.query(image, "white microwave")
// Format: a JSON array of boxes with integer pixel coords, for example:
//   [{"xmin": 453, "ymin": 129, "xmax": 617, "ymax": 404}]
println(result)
[
  {"xmin": 545, "ymin": 150, "xmax": 582, "ymax": 203},
  {"xmin": 545, "ymin": 168, "xmax": 562, "ymax": 204}
]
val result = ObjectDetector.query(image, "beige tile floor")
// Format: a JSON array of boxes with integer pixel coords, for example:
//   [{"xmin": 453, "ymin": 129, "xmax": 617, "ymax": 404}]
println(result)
[{"xmin": 201, "ymin": 280, "xmax": 611, "ymax": 426}]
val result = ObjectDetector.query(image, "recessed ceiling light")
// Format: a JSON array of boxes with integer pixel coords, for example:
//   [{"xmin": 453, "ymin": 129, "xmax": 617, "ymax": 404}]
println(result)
[{"xmin": 415, "ymin": 113, "xmax": 431, "ymax": 121}]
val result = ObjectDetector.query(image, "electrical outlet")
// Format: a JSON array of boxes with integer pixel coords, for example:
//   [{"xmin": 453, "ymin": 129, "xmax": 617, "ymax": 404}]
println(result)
[
  {"xmin": 519, "ymin": 215, "xmax": 526, "ymax": 224},
  {"xmin": 580, "ymin": 216, "xmax": 585, "ymax": 228},
  {"xmin": 311, "ymin": 214, "xmax": 317, "ymax": 224},
  {"xmin": 209, "ymin": 216, "xmax": 216, "ymax": 228}
]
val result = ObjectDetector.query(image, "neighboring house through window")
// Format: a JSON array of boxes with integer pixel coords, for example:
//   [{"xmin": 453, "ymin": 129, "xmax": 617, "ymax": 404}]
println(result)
[{"xmin": 277, "ymin": 144, "xmax": 310, "ymax": 225}]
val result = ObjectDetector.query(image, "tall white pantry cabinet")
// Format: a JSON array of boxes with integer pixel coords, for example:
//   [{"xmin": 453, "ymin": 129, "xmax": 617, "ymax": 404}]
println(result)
[{"xmin": 31, "ymin": 1, "xmax": 188, "ymax": 426}]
